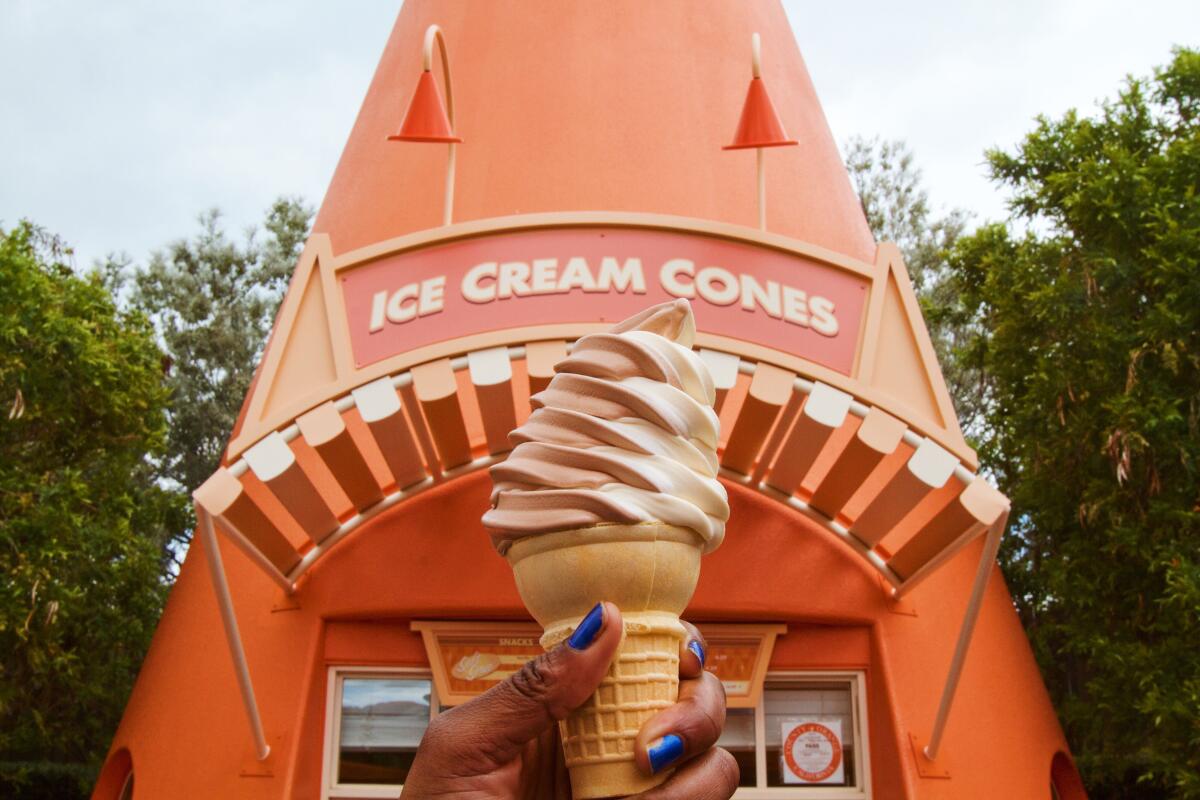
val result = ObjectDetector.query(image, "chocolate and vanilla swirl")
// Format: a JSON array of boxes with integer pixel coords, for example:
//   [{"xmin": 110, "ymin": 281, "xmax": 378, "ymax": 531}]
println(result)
[{"xmin": 483, "ymin": 299, "xmax": 728, "ymax": 554}]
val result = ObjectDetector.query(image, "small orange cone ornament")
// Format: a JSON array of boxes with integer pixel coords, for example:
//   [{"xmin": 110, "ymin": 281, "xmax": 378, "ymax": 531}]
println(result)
[
  {"xmin": 724, "ymin": 76, "xmax": 797, "ymax": 150},
  {"xmin": 389, "ymin": 70, "xmax": 461, "ymax": 143}
]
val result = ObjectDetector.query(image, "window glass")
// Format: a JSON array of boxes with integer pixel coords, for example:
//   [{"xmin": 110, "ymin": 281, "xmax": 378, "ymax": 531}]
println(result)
[
  {"xmin": 337, "ymin": 677, "xmax": 432, "ymax": 785},
  {"xmin": 764, "ymin": 681, "xmax": 855, "ymax": 788},
  {"xmin": 717, "ymin": 707, "xmax": 757, "ymax": 786}
]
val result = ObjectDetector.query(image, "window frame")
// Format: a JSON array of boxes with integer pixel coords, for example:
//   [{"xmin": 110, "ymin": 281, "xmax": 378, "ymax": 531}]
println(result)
[
  {"xmin": 321, "ymin": 666, "xmax": 439, "ymax": 800},
  {"xmin": 319, "ymin": 667, "xmax": 869, "ymax": 800},
  {"xmin": 732, "ymin": 670, "xmax": 872, "ymax": 800}
]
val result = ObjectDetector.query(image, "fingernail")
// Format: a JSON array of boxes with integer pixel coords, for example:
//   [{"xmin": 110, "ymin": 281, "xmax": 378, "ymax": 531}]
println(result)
[
  {"xmin": 687, "ymin": 639, "xmax": 706, "ymax": 667},
  {"xmin": 648, "ymin": 734, "xmax": 684, "ymax": 773},
  {"xmin": 567, "ymin": 603, "xmax": 605, "ymax": 650}
]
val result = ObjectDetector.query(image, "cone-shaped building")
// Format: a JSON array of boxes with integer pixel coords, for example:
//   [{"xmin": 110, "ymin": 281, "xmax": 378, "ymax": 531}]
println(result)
[{"xmin": 95, "ymin": 3, "xmax": 1085, "ymax": 798}]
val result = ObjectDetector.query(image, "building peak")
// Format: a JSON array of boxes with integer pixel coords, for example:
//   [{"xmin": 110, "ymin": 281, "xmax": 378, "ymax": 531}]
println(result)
[{"xmin": 311, "ymin": 0, "xmax": 875, "ymax": 261}]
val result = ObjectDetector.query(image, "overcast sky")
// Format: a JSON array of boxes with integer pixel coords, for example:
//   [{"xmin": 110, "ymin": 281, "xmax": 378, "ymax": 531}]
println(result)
[{"xmin": 3, "ymin": 1, "xmax": 1197, "ymax": 269}]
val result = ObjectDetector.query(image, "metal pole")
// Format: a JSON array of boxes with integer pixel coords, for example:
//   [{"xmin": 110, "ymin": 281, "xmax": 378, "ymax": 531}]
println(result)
[
  {"xmin": 425, "ymin": 25, "xmax": 457, "ymax": 226},
  {"xmin": 210, "ymin": 516, "xmax": 295, "ymax": 595},
  {"xmin": 757, "ymin": 148, "xmax": 766, "ymax": 230},
  {"xmin": 751, "ymin": 33, "xmax": 766, "ymax": 231},
  {"xmin": 199, "ymin": 507, "xmax": 271, "ymax": 760},
  {"xmin": 445, "ymin": 142, "xmax": 457, "ymax": 226},
  {"xmin": 924, "ymin": 513, "xmax": 1007, "ymax": 760}
]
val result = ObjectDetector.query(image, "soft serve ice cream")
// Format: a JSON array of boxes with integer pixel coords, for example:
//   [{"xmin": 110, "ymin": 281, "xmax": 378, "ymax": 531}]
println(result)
[
  {"xmin": 483, "ymin": 298, "xmax": 728, "ymax": 552},
  {"xmin": 484, "ymin": 298, "xmax": 729, "ymax": 798}
]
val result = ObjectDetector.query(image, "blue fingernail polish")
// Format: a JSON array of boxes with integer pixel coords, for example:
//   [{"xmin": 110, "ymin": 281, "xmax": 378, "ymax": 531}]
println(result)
[
  {"xmin": 567, "ymin": 603, "xmax": 605, "ymax": 650},
  {"xmin": 687, "ymin": 639, "xmax": 706, "ymax": 667},
  {"xmin": 648, "ymin": 734, "xmax": 685, "ymax": 773}
]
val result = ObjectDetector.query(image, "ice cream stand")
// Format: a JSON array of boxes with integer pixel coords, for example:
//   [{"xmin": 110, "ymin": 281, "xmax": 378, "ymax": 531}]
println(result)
[{"xmin": 93, "ymin": 2, "xmax": 1087, "ymax": 798}]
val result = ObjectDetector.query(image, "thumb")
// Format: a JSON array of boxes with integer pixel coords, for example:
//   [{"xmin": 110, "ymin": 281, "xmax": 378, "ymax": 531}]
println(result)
[{"xmin": 435, "ymin": 602, "xmax": 622, "ymax": 769}]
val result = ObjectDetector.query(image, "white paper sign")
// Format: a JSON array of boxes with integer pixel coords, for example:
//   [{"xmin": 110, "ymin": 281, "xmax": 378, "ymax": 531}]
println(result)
[{"xmin": 781, "ymin": 718, "xmax": 844, "ymax": 784}]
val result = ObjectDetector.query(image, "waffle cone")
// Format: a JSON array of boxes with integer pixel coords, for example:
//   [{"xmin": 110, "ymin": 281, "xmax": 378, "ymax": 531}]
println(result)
[{"xmin": 506, "ymin": 523, "xmax": 704, "ymax": 798}]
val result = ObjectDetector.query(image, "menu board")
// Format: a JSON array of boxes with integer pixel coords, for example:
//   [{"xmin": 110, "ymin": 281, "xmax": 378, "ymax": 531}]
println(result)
[
  {"xmin": 413, "ymin": 621, "xmax": 785, "ymax": 707},
  {"xmin": 439, "ymin": 633, "xmax": 545, "ymax": 695},
  {"xmin": 412, "ymin": 621, "xmax": 544, "ymax": 705},
  {"xmin": 703, "ymin": 625, "xmax": 787, "ymax": 708},
  {"xmin": 703, "ymin": 639, "xmax": 760, "ymax": 696}
]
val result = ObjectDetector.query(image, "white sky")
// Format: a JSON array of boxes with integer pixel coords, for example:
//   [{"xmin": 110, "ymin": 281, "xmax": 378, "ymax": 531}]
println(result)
[{"xmin": 3, "ymin": 1, "xmax": 1197, "ymax": 269}]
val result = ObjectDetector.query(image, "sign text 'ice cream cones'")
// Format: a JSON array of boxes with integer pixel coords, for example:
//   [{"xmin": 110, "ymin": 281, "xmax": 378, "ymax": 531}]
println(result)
[{"xmin": 342, "ymin": 226, "xmax": 868, "ymax": 374}]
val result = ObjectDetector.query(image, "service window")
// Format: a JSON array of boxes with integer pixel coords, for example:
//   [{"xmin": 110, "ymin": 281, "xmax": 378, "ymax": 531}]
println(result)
[
  {"xmin": 728, "ymin": 672, "xmax": 871, "ymax": 799},
  {"xmin": 322, "ymin": 668, "xmax": 438, "ymax": 799},
  {"xmin": 321, "ymin": 668, "xmax": 868, "ymax": 799}
]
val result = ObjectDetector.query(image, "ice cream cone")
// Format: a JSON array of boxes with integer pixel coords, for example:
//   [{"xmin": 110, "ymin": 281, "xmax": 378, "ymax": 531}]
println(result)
[
  {"xmin": 506, "ymin": 522, "xmax": 704, "ymax": 798},
  {"xmin": 485, "ymin": 301, "xmax": 727, "ymax": 795}
]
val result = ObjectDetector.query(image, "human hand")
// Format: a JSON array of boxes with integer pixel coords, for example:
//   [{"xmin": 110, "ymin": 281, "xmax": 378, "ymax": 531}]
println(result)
[{"xmin": 400, "ymin": 602, "xmax": 738, "ymax": 798}]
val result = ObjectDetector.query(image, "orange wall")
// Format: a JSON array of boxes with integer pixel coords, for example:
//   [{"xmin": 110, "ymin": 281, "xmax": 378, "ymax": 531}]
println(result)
[
  {"xmin": 98, "ymin": 474, "xmax": 1072, "ymax": 799},
  {"xmin": 312, "ymin": 0, "xmax": 875, "ymax": 262}
]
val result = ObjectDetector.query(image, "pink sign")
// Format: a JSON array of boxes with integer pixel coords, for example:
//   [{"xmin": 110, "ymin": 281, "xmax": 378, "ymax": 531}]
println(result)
[{"xmin": 340, "ymin": 227, "xmax": 868, "ymax": 374}]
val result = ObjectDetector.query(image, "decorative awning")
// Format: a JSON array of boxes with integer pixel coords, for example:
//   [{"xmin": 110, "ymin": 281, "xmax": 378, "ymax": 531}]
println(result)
[{"xmin": 196, "ymin": 336, "xmax": 1006, "ymax": 597}]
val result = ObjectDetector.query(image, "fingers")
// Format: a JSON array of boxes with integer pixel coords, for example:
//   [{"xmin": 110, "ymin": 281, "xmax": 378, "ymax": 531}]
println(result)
[
  {"xmin": 630, "ymin": 747, "xmax": 740, "ymax": 800},
  {"xmin": 423, "ymin": 602, "xmax": 622, "ymax": 770},
  {"xmin": 634, "ymin": 669, "xmax": 727, "ymax": 775},
  {"xmin": 678, "ymin": 620, "xmax": 708, "ymax": 680}
]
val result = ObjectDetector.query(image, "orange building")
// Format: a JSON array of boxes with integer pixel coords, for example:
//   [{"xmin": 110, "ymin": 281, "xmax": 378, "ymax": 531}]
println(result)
[{"xmin": 94, "ymin": 3, "xmax": 1088, "ymax": 798}]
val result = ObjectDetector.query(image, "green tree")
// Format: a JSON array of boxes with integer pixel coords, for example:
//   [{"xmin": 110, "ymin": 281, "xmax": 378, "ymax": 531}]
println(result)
[
  {"xmin": 944, "ymin": 48, "xmax": 1200, "ymax": 798},
  {"xmin": 106, "ymin": 197, "xmax": 312, "ymax": 553},
  {"xmin": 0, "ymin": 223, "xmax": 184, "ymax": 798},
  {"xmin": 845, "ymin": 136, "xmax": 969, "ymax": 297}
]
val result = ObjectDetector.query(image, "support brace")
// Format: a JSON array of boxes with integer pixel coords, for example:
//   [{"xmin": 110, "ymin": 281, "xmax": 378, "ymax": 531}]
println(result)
[
  {"xmin": 923, "ymin": 511, "xmax": 1009, "ymax": 760},
  {"xmin": 198, "ymin": 506, "xmax": 271, "ymax": 761}
]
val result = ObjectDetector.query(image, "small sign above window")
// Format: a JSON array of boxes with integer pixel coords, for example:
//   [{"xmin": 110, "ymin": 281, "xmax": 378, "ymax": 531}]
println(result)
[
  {"xmin": 412, "ymin": 620, "xmax": 786, "ymax": 707},
  {"xmin": 412, "ymin": 621, "xmax": 546, "ymax": 706},
  {"xmin": 702, "ymin": 624, "xmax": 787, "ymax": 708}
]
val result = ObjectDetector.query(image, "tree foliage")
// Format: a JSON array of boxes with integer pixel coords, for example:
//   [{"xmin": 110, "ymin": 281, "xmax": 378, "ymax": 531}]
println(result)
[
  {"xmin": 943, "ymin": 48, "xmax": 1200, "ymax": 797},
  {"xmin": 0, "ymin": 198, "xmax": 310, "ymax": 797},
  {"xmin": 106, "ymin": 197, "xmax": 312, "ymax": 550},
  {"xmin": 0, "ymin": 223, "xmax": 183, "ymax": 797},
  {"xmin": 845, "ymin": 136, "xmax": 969, "ymax": 296}
]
